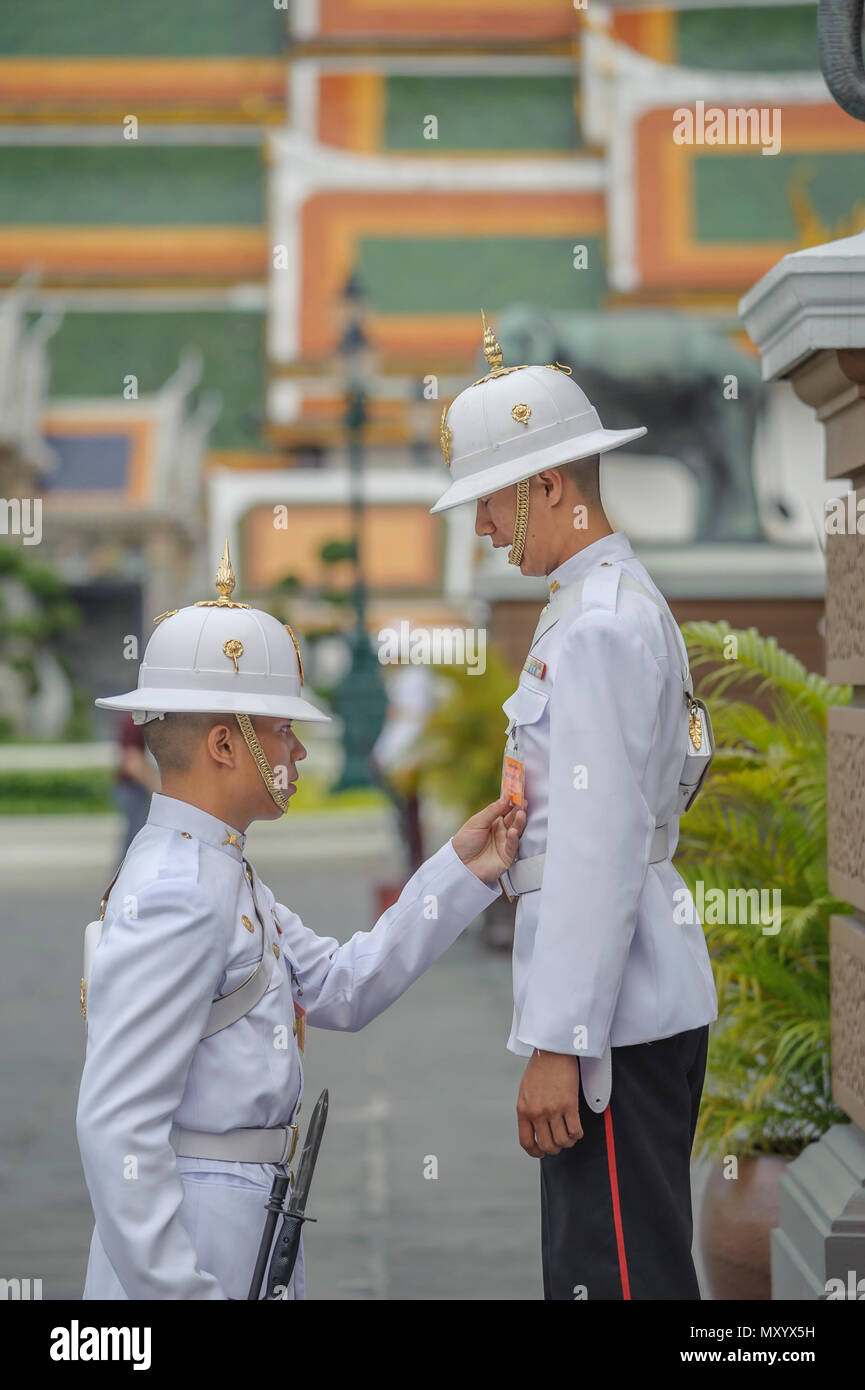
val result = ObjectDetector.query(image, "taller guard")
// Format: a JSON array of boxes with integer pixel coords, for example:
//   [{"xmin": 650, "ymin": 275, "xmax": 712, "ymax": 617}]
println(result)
[
  {"xmin": 431, "ymin": 315, "xmax": 718, "ymax": 1300},
  {"xmin": 76, "ymin": 543, "xmax": 524, "ymax": 1300}
]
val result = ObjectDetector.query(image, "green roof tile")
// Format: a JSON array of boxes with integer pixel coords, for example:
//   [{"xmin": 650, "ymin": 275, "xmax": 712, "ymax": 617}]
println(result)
[
  {"xmin": 43, "ymin": 310, "xmax": 267, "ymax": 451},
  {"xmin": 677, "ymin": 4, "xmax": 819, "ymax": 72},
  {"xmin": 0, "ymin": 0, "xmax": 285, "ymax": 56},
  {"xmin": 356, "ymin": 237, "xmax": 605, "ymax": 313},
  {"xmin": 0, "ymin": 147, "xmax": 263, "ymax": 226},
  {"xmin": 384, "ymin": 76, "xmax": 581, "ymax": 152}
]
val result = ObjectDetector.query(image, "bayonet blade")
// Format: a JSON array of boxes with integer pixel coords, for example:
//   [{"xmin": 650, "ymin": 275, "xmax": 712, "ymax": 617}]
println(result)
[{"xmin": 286, "ymin": 1087, "xmax": 328, "ymax": 1216}]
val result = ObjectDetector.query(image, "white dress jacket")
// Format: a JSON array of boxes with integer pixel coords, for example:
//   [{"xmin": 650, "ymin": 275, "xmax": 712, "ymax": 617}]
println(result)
[
  {"xmin": 77, "ymin": 793, "xmax": 499, "ymax": 1299},
  {"xmin": 503, "ymin": 532, "xmax": 718, "ymax": 1106}
]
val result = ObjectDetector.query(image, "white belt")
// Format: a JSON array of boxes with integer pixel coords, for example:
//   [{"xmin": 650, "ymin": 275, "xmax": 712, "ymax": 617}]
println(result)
[
  {"xmin": 499, "ymin": 823, "xmax": 670, "ymax": 903},
  {"xmin": 170, "ymin": 1122, "xmax": 299, "ymax": 1166}
]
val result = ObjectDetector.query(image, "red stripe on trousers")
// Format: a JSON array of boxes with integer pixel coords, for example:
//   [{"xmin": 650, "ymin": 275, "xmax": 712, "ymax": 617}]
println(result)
[{"xmin": 603, "ymin": 1104, "xmax": 631, "ymax": 1300}]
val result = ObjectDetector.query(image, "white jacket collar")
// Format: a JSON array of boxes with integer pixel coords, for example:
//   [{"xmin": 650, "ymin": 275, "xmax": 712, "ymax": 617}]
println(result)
[{"xmin": 546, "ymin": 531, "xmax": 634, "ymax": 595}]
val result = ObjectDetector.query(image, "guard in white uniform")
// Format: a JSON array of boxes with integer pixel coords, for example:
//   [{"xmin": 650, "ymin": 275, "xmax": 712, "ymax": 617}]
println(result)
[
  {"xmin": 430, "ymin": 314, "xmax": 719, "ymax": 1300},
  {"xmin": 76, "ymin": 544, "xmax": 523, "ymax": 1300}
]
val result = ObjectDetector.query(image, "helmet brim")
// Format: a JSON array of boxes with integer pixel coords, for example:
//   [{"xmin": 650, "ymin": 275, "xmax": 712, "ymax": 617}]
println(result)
[
  {"xmin": 429, "ymin": 424, "xmax": 647, "ymax": 514},
  {"xmin": 95, "ymin": 688, "xmax": 332, "ymax": 723}
]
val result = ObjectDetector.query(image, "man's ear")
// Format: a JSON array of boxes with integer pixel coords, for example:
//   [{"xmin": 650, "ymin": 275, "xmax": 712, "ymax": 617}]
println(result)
[
  {"xmin": 536, "ymin": 469, "xmax": 565, "ymax": 505},
  {"xmin": 207, "ymin": 720, "xmax": 237, "ymax": 769}
]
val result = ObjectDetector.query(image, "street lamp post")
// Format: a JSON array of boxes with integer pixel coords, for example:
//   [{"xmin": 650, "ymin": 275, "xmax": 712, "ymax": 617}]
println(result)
[{"xmin": 331, "ymin": 275, "xmax": 387, "ymax": 792}]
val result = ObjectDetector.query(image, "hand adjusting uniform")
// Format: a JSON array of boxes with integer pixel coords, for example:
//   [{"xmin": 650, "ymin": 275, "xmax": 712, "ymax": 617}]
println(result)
[
  {"xmin": 76, "ymin": 546, "xmax": 500, "ymax": 1300},
  {"xmin": 430, "ymin": 316, "xmax": 719, "ymax": 1300}
]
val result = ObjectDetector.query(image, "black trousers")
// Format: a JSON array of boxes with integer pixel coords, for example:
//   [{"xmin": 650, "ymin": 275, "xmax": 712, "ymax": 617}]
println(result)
[{"xmin": 540, "ymin": 1024, "xmax": 709, "ymax": 1301}]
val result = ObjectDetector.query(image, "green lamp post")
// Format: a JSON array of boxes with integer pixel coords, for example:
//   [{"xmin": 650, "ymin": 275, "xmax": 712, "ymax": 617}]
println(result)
[{"xmin": 331, "ymin": 275, "xmax": 387, "ymax": 792}]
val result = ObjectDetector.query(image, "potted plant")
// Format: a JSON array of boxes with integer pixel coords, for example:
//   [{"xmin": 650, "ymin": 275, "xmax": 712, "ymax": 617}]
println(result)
[{"xmin": 675, "ymin": 620, "xmax": 852, "ymax": 1299}]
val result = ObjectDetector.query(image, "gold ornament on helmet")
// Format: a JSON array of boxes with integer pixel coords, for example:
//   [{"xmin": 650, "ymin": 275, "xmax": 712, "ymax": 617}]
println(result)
[
  {"xmin": 471, "ymin": 309, "xmax": 528, "ymax": 387},
  {"xmin": 511, "ymin": 403, "xmax": 532, "ymax": 426},
  {"xmin": 223, "ymin": 638, "xmax": 244, "ymax": 673},
  {"xmin": 284, "ymin": 623, "xmax": 305, "ymax": 685},
  {"xmin": 440, "ymin": 405, "xmax": 452, "ymax": 468},
  {"xmin": 195, "ymin": 539, "xmax": 251, "ymax": 610}
]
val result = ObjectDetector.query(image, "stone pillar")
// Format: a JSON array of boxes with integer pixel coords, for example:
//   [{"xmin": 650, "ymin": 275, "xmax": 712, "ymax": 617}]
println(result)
[{"xmin": 740, "ymin": 235, "xmax": 865, "ymax": 1299}]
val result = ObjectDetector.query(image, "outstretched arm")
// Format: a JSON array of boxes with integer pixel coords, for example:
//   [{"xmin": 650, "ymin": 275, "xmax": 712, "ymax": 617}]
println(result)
[{"xmin": 273, "ymin": 798, "xmax": 525, "ymax": 1032}]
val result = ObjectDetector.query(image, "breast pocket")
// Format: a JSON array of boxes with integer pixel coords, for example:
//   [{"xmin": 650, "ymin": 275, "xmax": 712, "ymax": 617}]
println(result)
[
  {"xmin": 215, "ymin": 925, "xmax": 280, "ymax": 1001},
  {"xmin": 502, "ymin": 682, "xmax": 550, "ymax": 736}
]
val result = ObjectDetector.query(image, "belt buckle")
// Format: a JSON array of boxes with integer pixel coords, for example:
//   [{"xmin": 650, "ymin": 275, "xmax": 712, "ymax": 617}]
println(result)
[
  {"xmin": 279, "ymin": 1122, "xmax": 299, "ymax": 1166},
  {"xmin": 499, "ymin": 869, "xmax": 517, "ymax": 904}
]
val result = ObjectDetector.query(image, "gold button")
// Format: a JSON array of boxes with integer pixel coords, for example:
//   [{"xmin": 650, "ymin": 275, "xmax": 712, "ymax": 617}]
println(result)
[
  {"xmin": 181, "ymin": 832, "xmax": 192, "ymax": 839},
  {"xmin": 550, "ymin": 579, "xmax": 560, "ymax": 592},
  {"xmin": 272, "ymin": 943, "xmax": 280, "ymax": 958},
  {"xmin": 242, "ymin": 915, "xmax": 255, "ymax": 933}
]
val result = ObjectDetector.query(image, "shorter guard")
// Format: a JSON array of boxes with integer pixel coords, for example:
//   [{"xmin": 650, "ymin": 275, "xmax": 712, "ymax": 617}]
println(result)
[{"xmin": 76, "ymin": 543, "xmax": 523, "ymax": 1300}]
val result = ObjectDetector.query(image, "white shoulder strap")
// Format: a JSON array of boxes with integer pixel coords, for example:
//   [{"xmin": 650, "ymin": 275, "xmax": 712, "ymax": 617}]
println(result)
[{"xmin": 200, "ymin": 858, "xmax": 274, "ymax": 1039}]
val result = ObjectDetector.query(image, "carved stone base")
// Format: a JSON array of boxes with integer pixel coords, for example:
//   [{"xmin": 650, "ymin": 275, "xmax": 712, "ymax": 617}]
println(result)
[{"xmin": 771, "ymin": 1123, "xmax": 865, "ymax": 1298}]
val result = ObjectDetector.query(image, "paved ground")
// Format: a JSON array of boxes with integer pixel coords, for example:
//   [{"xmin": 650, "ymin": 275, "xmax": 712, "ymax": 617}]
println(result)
[{"xmin": 0, "ymin": 818, "xmax": 712, "ymax": 1301}]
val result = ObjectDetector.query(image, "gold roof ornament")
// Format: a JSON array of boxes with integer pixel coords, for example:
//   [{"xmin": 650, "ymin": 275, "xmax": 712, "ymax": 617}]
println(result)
[
  {"xmin": 195, "ymin": 539, "xmax": 250, "ymax": 610},
  {"xmin": 471, "ymin": 309, "xmax": 528, "ymax": 387}
]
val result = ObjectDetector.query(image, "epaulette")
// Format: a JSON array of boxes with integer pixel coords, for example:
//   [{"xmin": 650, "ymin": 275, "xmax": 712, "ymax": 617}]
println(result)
[{"xmin": 577, "ymin": 563, "xmax": 622, "ymax": 616}]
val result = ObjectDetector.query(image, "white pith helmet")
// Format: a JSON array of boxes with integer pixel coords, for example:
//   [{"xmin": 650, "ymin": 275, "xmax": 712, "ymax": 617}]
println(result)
[
  {"xmin": 430, "ymin": 310, "xmax": 647, "ymax": 517},
  {"xmin": 96, "ymin": 540, "xmax": 330, "ymax": 725},
  {"xmin": 96, "ymin": 542, "xmax": 329, "ymax": 812}
]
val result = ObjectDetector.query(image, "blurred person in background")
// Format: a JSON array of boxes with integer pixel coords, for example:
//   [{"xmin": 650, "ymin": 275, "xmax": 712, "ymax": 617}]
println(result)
[
  {"xmin": 114, "ymin": 711, "xmax": 160, "ymax": 855},
  {"xmin": 370, "ymin": 662, "xmax": 439, "ymax": 874}
]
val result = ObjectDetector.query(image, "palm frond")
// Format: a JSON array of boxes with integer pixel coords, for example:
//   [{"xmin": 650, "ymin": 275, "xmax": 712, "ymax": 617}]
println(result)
[{"xmin": 674, "ymin": 621, "xmax": 853, "ymax": 1159}]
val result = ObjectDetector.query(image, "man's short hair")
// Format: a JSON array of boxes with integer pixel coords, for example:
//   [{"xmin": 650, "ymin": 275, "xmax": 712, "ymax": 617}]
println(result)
[
  {"xmin": 142, "ymin": 711, "xmax": 239, "ymax": 773},
  {"xmin": 555, "ymin": 452, "xmax": 601, "ymax": 508}
]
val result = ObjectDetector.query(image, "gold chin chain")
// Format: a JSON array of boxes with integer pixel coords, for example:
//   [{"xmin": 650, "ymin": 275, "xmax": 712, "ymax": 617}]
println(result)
[
  {"xmin": 508, "ymin": 479, "xmax": 531, "ymax": 566},
  {"xmin": 235, "ymin": 713, "xmax": 290, "ymax": 813}
]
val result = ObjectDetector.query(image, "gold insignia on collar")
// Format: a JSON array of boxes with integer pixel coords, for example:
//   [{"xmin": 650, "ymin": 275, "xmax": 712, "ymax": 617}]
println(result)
[
  {"xmin": 440, "ymin": 406, "xmax": 452, "ymax": 469},
  {"xmin": 284, "ymin": 623, "xmax": 305, "ymax": 685},
  {"xmin": 512, "ymin": 403, "xmax": 531, "ymax": 426},
  {"xmin": 223, "ymin": 638, "xmax": 244, "ymax": 673},
  {"xmin": 222, "ymin": 830, "xmax": 243, "ymax": 849},
  {"xmin": 195, "ymin": 539, "xmax": 250, "ymax": 610}
]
